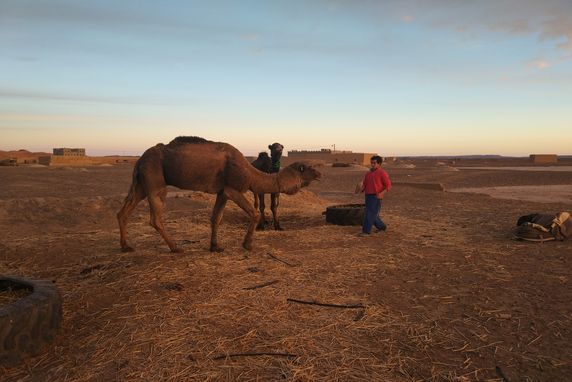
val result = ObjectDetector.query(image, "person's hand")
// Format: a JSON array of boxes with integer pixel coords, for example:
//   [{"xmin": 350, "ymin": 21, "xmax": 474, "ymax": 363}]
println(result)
[
  {"xmin": 376, "ymin": 192, "xmax": 385, "ymax": 199},
  {"xmin": 354, "ymin": 182, "xmax": 363, "ymax": 194}
]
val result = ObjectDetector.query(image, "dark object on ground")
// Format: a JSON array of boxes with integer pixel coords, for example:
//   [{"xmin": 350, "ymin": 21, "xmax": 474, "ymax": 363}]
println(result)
[
  {"xmin": 325, "ymin": 204, "xmax": 365, "ymax": 226},
  {"xmin": 332, "ymin": 162, "xmax": 351, "ymax": 167},
  {"xmin": 513, "ymin": 211, "xmax": 572, "ymax": 242},
  {"xmin": 0, "ymin": 276, "xmax": 62, "ymax": 366}
]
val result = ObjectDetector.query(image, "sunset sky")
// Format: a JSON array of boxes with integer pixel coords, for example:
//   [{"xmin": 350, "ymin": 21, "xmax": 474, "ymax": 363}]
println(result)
[{"xmin": 1, "ymin": 0, "xmax": 571, "ymax": 156}]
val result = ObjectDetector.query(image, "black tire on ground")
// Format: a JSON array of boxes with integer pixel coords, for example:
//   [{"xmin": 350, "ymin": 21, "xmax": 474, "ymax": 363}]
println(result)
[
  {"xmin": 325, "ymin": 204, "xmax": 365, "ymax": 226},
  {"xmin": 513, "ymin": 225, "xmax": 557, "ymax": 242},
  {"xmin": 0, "ymin": 276, "xmax": 62, "ymax": 366}
]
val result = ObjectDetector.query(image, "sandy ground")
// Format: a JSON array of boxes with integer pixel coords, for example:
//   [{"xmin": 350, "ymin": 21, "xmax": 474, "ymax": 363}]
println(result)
[
  {"xmin": 0, "ymin": 161, "xmax": 571, "ymax": 381},
  {"xmin": 457, "ymin": 166, "xmax": 572, "ymax": 172},
  {"xmin": 449, "ymin": 185, "xmax": 572, "ymax": 204}
]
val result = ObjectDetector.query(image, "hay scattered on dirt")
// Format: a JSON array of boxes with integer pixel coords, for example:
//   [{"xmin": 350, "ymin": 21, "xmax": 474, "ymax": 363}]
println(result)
[{"xmin": 1, "ymin": 163, "xmax": 571, "ymax": 381}]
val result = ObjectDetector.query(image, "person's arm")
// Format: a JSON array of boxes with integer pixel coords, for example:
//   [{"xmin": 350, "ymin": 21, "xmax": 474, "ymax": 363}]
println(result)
[
  {"xmin": 376, "ymin": 170, "xmax": 391, "ymax": 199},
  {"xmin": 357, "ymin": 173, "xmax": 367, "ymax": 193},
  {"xmin": 381, "ymin": 170, "xmax": 391, "ymax": 192}
]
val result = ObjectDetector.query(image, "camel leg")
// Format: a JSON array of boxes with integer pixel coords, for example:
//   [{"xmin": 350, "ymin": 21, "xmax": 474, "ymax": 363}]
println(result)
[
  {"xmin": 117, "ymin": 184, "xmax": 146, "ymax": 252},
  {"xmin": 223, "ymin": 188, "xmax": 259, "ymax": 251},
  {"xmin": 148, "ymin": 188, "xmax": 182, "ymax": 253},
  {"xmin": 256, "ymin": 193, "xmax": 266, "ymax": 230},
  {"xmin": 271, "ymin": 193, "xmax": 283, "ymax": 230},
  {"xmin": 253, "ymin": 191, "xmax": 259, "ymax": 210},
  {"xmin": 210, "ymin": 192, "xmax": 228, "ymax": 252}
]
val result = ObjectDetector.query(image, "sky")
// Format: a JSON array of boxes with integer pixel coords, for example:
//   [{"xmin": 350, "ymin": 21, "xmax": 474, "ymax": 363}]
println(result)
[{"xmin": 1, "ymin": 0, "xmax": 571, "ymax": 157}]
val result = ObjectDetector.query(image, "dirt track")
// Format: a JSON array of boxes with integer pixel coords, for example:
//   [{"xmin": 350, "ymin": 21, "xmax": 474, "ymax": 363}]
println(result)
[{"xmin": 1, "ymin": 162, "xmax": 571, "ymax": 381}]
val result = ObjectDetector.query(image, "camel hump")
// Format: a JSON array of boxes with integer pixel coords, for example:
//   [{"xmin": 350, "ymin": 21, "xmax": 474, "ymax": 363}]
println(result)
[
  {"xmin": 252, "ymin": 152, "xmax": 272, "ymax": 173},
  {"xmin": 257, "ymin": 152, "xmax": 270, "ymax": 160},
  {"xmin": 169, "ymin": 136, "xmax": 210, "ymax": 145}
]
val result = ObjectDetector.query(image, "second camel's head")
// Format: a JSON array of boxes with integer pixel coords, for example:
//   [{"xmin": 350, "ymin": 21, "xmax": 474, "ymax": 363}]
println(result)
[{"xmin": 280, "ymin": 161, "xmax": 321, "ymax": 194}]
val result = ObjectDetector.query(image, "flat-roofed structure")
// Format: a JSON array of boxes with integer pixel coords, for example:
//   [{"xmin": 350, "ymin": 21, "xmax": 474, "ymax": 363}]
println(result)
[
  {"xmin": 53, "ymin": 148, "xmax": 86, "ymax": 156},
  {"xmin": 286, "ymin": 149, "xmax": 376, "ymax": 166},
  {"xmin": 529, "ymin": 154, "xmax": 557, "ymax": 164}
]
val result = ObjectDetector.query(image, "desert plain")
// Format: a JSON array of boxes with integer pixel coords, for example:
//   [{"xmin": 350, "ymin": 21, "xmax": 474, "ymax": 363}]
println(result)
[{"xmin": 0, "ymin": 158, "xmax": 571, "ymax": 381}]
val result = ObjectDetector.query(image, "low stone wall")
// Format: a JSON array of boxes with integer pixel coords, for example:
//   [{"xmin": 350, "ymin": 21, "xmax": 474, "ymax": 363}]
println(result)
[
  {"xmin": 39, "ymin": 156, "xmax": 95, "ymax": 166},
  {"xmin": 393, "ymin": 182, "xmax": 445, "ymax": 191},
  {"xmin": 37, "ymin": 155, "xmax": 140, "ymax": 166}
]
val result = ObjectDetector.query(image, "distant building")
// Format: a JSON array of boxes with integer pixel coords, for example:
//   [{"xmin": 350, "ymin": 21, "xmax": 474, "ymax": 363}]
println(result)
[
  {"xmin": 287, "ymin": 149, "xmax": 376, "ymax": 166},
  {"xmin": 0, "ymin": 158, "xmax": 17, "ymax": 166},
  {"xmin": 53, "ymin": 148, "xmax": 85, "ymax": 156},
  {"xmin": 529, "ymin": 154, "xmax": 557, "ymax": 164},
  {"xmin": 40, "ymin": 147, "xmax": 90, "ymax": 166}
]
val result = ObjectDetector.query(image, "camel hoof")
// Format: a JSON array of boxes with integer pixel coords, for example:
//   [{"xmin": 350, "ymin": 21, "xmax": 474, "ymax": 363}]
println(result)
[
  {"xmin": 274, "ymin": 226, "xmax": 284, "ymax": 231},
  {"xmin": 170, "ymin": 247, "xmax": 184, "ymax": 253},
  {"xmin": 242, "ymin": 242, "xmax": 253, "ymax": 251},
  {"xmin": 256, "ymin": 225, "xmax": 265, "ymax": 231},
  {"xmin": 121, "ymin": 246, "xmax": 135, "ymax": 253},
  {"xmin": 210, "ymin": 245, "xmax": 224, "ymax": 253}
]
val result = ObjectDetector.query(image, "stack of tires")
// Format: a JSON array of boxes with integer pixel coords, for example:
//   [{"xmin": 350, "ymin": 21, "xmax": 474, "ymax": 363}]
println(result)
[
  {"xmin": 0, "ymin": 277, "xmax": 62, "ymax": 366},
  {"xmin": 325, "ymin": 204, "xmax": 365, "ymax": 226}
]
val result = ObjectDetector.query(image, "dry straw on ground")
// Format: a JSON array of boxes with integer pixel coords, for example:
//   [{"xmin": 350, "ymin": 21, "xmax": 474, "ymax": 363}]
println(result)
[{"xmin": 1, "ymin": 163, "xmax": 571, "ymax": 381}]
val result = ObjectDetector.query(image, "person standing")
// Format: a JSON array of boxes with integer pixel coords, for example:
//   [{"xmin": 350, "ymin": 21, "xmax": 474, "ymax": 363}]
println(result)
[{"xmin": 358, "ymin": 155, "xmax": 391, "ymax": 236}]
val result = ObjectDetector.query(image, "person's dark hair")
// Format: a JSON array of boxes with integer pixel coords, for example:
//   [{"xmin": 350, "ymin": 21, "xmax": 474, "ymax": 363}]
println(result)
[{"xmin": 370, "ymin": 155, "xmax": 383, "ymax": 164}]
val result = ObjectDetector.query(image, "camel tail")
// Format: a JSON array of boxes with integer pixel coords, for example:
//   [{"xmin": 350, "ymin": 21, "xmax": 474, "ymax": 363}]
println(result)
[
  {"xmin": 124, "ymin": 162, "xmax": 146, "ymax": 202},
  {"xmin": 117, "ymin": 161, "xmax": 148, "ymax": 252}
]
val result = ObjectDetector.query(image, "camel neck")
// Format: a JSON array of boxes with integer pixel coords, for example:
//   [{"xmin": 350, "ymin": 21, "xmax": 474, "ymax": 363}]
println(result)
[
  {"xmin": 249, "ymin": 167, "xmax": 281, "ymax": 194},
  {"xmin": 249, "ymin": 167, "xmax": 299, "ymax": 194},
  {"xmin": 270, "ymin": 157, "xmax": 280, "ymax": 173}
]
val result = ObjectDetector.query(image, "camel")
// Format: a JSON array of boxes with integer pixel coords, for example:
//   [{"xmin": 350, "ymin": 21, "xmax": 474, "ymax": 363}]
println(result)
[
  {"xmin": 251, "ymin": 142, "xmax": 284, "ymax": 230},
  {"xmin": 117, "ymin": 136, "xmax": 320, "ymax": 253}
]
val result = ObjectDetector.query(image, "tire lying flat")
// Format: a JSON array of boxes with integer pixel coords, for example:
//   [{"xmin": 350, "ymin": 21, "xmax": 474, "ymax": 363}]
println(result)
[
  {"xmin": 325, "ymin": 204, "xmax": 365, "ymax": 226},
  {"xmin": 0, "ymin": 276, "xmax": 62, "ymax": 366},
  {"xmin": 513, "ymin": 225, "xmax": 557, "ymax": 242}
]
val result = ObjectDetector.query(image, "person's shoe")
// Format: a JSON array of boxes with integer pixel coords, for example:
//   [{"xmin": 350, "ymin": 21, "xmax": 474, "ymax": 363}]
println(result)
[
  {"xmin": 358, "ymin": 232, "xmax": 371, "ymax": 237},
  {"xmin": 375, "ymin": 226, "xmax": 387, "ymax": 233}
]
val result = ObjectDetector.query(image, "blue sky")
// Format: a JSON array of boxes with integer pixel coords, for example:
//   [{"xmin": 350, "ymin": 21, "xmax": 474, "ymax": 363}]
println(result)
[{"xmin": 1, "ymin": 0, "xmax": 571, "ymax": 156}]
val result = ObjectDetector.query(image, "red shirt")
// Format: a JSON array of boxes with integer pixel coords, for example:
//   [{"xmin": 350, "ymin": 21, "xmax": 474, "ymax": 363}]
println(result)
[{"xmin": 363, "ymin": 168, "xmax": 391, "ymax": 195}]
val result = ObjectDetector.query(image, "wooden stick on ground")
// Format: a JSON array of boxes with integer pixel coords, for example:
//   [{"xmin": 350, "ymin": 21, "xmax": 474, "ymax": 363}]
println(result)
[
  {"xmin": 243, "ymin": 280, "xmax": 279, "ymax": 290},
  {"xmin": 287, "ymin": 298, "xmax": 364, "ymax": 309},
  {"xmin": 267, "ymin": 252, "xmax": 295, "ymax": 267},
  {"xmin": 213, "ymin": 352, "xmax": 297, "ymax": 360}
]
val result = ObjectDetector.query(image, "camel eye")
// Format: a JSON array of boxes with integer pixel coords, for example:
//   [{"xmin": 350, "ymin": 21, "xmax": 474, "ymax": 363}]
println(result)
[{"xmin": 299, "ymin": 165, "xmax": 305, "ymax": 172}]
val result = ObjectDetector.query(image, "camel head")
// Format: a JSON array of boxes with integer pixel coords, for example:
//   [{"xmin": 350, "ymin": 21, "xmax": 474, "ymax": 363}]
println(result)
[
  {"xmin": 279, "ymin": 161, "xmax": 321, "ymax": 194},
  {"xmin": 268, "ymin": 143, "xmax": 284, "ymax": 159}
]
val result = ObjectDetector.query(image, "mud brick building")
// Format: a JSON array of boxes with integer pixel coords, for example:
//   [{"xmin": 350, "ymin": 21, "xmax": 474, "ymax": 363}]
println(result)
[
  {"xmin": 39, "ymin": 147, "xmax": 93, "ymax": 166},
  {"xmin": 529, "ymin": 154, "xmax": 558, "ymax": 164},
  {"xmin": 53, "ymin": 148, "xmax": 86, "ymax": 156},
  {"xmin": 286, "ymin": 149, "xmax": 376, "ymax": 166}
]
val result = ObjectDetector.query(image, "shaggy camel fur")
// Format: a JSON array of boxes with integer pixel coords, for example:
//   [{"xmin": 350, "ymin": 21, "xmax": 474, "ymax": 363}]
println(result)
[
  {"xmin": 251, "ymin": 142, "xmax": 284, "ymax": 230},
  {"xmin": 117, "ymin": 136, "xmax": 321, "ymax": 253}
]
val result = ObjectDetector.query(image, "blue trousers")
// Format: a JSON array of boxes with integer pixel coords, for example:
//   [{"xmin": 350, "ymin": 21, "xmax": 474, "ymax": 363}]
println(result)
[{"xmin": 363, "ymin": 194, "xmax": 387, "ymax": 234}]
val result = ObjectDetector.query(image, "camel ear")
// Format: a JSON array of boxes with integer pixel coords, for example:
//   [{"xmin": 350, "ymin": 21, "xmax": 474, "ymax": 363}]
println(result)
[{"xmin": 268, "ymin": 145, "xmax": 272, "ymax": 150}]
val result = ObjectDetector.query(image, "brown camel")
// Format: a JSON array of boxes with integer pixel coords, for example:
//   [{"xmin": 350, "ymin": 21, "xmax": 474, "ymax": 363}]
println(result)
[
  {"xmin": 117, "ymin": 136, "xmax": 320, "ymax": 253},
  {"xmin": 251, "ymin": 142, "xmax": 284, "ymax": 230}
]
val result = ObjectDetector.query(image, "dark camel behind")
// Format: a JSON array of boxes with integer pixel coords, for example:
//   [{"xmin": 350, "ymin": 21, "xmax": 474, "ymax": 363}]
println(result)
[
  {"xmin": 251, "ymin": 142, "xmax": 284, "ymax": 230},
  {"xmin": 117, "ymin": 136, "xmax": 320, "ymax": 252}
]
